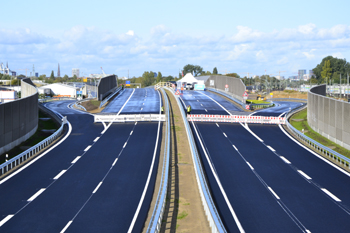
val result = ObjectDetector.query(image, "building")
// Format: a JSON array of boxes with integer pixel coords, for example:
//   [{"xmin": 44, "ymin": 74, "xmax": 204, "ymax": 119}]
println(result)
[
  {"xmin": 309, "ymin": 70, "xmax": 315, "ymax": 78},
  {"xmin": 298, "ymin": 70, "xmax": 306, "ymax": 80},
  {"xmin": 35, "ymin": 72, "xmax": 39, "ymax": 77},
  {"xmin": 72, "ymin": 68, "xmax": 80, "ymax": 78},
  {"xmin": 38, "ymin": 83, "xmax": 79, "ymax": 98}
]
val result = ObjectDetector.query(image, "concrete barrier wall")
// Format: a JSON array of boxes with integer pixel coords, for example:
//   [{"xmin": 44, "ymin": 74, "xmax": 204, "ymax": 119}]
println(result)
[
  {"xmin": 97, "ymin": 75, "xmax": 118, "ymax": 101},
  {"xmin": 308, "ymin": 84, "xmax": 350, "ymax": 150},
  {"xmin": 205, "ymin": 75, "xmax": 246, "ymax": 102},
  {"xmin": 0, "ymin": 78, "xmax": 38, "ymax": 154}
]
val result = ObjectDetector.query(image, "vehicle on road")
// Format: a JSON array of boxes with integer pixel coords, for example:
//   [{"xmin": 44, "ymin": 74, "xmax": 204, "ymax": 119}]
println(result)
[{"xmin": 186, "ymin": 83, "xmax": 193, "ymax": 90}]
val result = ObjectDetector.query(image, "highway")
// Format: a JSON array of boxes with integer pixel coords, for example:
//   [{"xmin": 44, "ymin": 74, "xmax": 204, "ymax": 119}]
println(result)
[
  {"xmin": 180, "ymin": 90, "xmax": 350, "ymax": 232},
  {"xmin": 0, "ymin": 88, "xmax": 162, "ymax": 232}
]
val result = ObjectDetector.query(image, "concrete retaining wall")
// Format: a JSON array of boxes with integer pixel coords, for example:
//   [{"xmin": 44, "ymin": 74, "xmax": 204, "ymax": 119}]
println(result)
[
  {"xmin": 0, "ymin": 78, "xmax": 38, "ymax": 154},
  {"xmin": 308, "ymin": 84, "xmax": 350, "ymax": 150},
  {"xmin": 205, "ymin": 75, "xmax": 246, "ymax": 102},
  {"xmin": 97, "ymin": 75, "xmax": 118, "ymax": 101}
]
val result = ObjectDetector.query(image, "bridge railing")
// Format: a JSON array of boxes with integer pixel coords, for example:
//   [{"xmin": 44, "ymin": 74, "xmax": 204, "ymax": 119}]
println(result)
[
  {"xmin": 0, "ymin": 105, "xmax": 67, "ymax": 176},
  {"xmin": 164, "ymin": 87, "xmax": 227, "ymax": 233},
  {"xmin": 147, "ymin": 88, "xmax": 170, "ymax": 232},
  {"xmin": 285, "ymin": 104, "xmax": 350, "ymax": 169},
  {"xmin": 154, "ymin": 82, "xmax": 174, "ymax": 90}
]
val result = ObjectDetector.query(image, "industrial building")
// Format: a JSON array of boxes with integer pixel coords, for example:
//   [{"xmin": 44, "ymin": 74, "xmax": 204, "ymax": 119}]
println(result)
[{"xmin": 37, "ymin": 83, "xmax": 80, "ymax": 98}]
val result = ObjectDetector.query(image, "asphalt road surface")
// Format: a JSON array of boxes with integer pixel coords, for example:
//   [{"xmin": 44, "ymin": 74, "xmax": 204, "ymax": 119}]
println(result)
[
  {"xmin": 0, "ymin": 88, "xmax": 163, "ymax": 232},
  {"xmin": 182, "ymin": 90, "xmax": 350, "ymax": 232}
]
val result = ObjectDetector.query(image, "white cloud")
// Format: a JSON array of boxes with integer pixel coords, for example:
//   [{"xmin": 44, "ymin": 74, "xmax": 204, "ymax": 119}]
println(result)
[{"xmin": 1, "ymin": 24, "xmax": 350, "ymax": 77}]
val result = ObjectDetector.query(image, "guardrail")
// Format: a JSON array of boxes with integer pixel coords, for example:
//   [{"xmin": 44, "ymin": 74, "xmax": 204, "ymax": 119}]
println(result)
[
  {"xmin": 99, "ymin": 86, "xmax": 123, "ymax": 108},
  {"xmin": 286, "ymin": 105, "xmax": 350, "ymax": 169},
  {"xmin": 0, "ymin": 105, "xmax": 67, "ymax": 176},
  {"xmin": 147, "ymin": 88, "xmax": 170, "ymax": 232},
  {"xmin": 74, "ymin": 101, "xmax": 87, "ymax": 111},
  {"xmin": 165, "ymin": 87, "xmax": 226, "ymax": 232},
  {"xmin": 94, "ymin": 114, "xmax": 165, "ymax": 123}
]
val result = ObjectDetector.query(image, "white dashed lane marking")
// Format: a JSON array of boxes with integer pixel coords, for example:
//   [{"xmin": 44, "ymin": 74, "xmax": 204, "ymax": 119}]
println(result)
[
  {"xmin": 28, "ymin": 188, "xmax": 46, "ymax": 202},
  {"xmin": 71, "ymin": 156, "xmax": 81, "ymax": 164},
  {"xmin": 53, "ymin": 170, "xmax": 67, "ymax": 180}
]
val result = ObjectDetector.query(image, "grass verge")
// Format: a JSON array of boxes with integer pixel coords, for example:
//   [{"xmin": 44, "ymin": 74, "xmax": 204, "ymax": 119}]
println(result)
[{"xmin": 290, "ymin": 108, "xmax": 350, "ymax": 157}]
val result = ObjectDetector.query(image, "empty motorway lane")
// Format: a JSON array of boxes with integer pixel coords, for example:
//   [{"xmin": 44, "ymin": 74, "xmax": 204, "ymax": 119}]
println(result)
[
  {"xmin": 0, "ymin": 88, "xmax": 163, "ymax": 232},
  {"xmin": 182, "ymin": 90, "xmax": 350, "ymax": 232}
]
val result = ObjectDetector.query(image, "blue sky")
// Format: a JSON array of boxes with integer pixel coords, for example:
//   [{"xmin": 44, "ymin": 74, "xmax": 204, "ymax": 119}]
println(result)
[{"xmin": 1, "ymin": 0, "xmax": 350, "ymax": 78}]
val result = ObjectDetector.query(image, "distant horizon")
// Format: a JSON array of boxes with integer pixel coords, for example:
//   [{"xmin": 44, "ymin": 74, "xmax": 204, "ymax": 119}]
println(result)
[{"xmin": 1, "ymin": 0, "xmax": 349, "ymax": 79}]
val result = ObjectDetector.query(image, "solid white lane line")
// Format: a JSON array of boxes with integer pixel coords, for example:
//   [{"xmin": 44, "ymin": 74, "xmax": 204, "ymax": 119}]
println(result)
[
  {"xmin": 268, "ymin": 187, "xmax": 280, "ymax": 200},
  {"xmin": 223, "ymin": 133, "xmax": 227, "ymax": 137},
  {"xmin": 123, "ymin": 142, "xmax": 127, "ymax": 148},
  {"xmin": 243, "ymin": 124, "xmax": 264, "ymax": 142},
  {"xmin": 93, "ymin": 182, "xmax": 103, "ymax": 194},
  {"xmin": 216, "ymin": 123, "xmax": 219, "ymax": 127},
  {"xmin": 53, "ymin": 170, "xmax": 67, "ymax": 180},
  {"xmin": 191, "ymin": 122, "xmax": 245, "ymax": 232},
  {"xmin": 279, "ymin": 124, "xmax": 350, "ymax": 178},
  {"xmin": 84, "ymin": 145, "xmax": 92, "ymax": 152},
  {"xmin": 321, "ymin": 188, "xmax": 341, "ymax": 202},
  {"xmin": 280, "ymin": 156, "xmax": 291, "ymax": 164},
  {"xmin": 246, "ymin": 162, "xmax": 254, "ymax": 170},
  {"xmin": 60, "ymin": 220, "xmax": 73, "ymax": 233},
  {"xmin": 127, "ymin": 117, "xmax": 161, "ymax": 233},
  {"xmin": 0, "ymin": 215, "xmax": 14, "ymax": 227},
  {"xmin": 267, "ymin": 146, "xmax": 275, "ymax": 152},
  {"xmin": 130, "ymin": 131, "xmax": 133, "ymax": 135},
  {"xmin": 28, "ymin": 188, "xmax": 46, "ymax": 202},
  {"xmin": 232, "ymin": 145, "xmax": 238, "ymax": 151},
  {"xmin": 71, "ymin": 156, "xmax": 81, "ymax": 164},
  {"xmin": 0, "ymin": 121, "xmax": 72, "ymax": 185},
  {"xmin": 297, "ymin": 170, "xmax": 311, "ymax": 180},
  {"xmin": 93, "ymin": 137, "xmax": 100, "ymax": 142},
  {"xmin": 112, "ymin": 158, "xmax": 118, "ymax": 166}
]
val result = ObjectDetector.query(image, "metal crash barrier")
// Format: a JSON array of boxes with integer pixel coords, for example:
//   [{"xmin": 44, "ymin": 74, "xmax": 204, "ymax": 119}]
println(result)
[
  {"xmin": 187, "ymin": 114, "xmax": 286, "ymax": 124},
  {"xmin": 94, "ymin": 114, "xmax": 165, "ymax": 123}
]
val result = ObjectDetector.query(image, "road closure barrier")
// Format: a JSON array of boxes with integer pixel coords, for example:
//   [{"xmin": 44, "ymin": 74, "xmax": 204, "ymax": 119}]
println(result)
[
  {"xmin": 187, "ymin": 114, "xmax": 286, "ymax": 124},
  {"xmin": 94, "ymin": 114, "xmax": 165, "ymax": 123}
]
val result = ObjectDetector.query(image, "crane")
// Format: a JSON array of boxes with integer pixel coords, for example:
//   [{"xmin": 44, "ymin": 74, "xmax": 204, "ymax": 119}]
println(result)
[{"xmin": 100, "ymin": 67, "xmax": 106, "ymax": 77}]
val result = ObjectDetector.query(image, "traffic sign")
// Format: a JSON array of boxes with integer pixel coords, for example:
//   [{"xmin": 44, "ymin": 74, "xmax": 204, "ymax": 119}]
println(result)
[
  {"xmin": 243, "ymin": 91, "xmax": 248, "ymax": 97},
  {"xmin": 225, "ymin": 84, "xmax": 228, "ymax": 88},
  {"xmin": 175, "ymin": 90, "xmax": 180, "ymax": 95},
  {"xmin": 245, "ymin": 105, "xmax": 250, "ymax": 110}
]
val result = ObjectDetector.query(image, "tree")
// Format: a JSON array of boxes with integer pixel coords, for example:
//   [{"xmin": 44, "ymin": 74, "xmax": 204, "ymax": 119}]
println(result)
[
  {"xmin": 321, "ymin": 60, "xmax": 332, "ymax": 84},
  {"xmin": 156, "ymin": 72, "xmax": 162, "ymax": 83},
  {"xmin": 183, "ymin": 64, "xmax": 203, "ymax": 76},
  {"xmin": 213, "ymin": 67, "xmax": 218, "ymax": 74},
  {"xmin": 226, "ymin": 73, "xmax": 240, "ymax": 78},
  {"xmin": 313, "ymin": 56, "xmax": 350, "ymax": 82},
  {"xmin": 142, "ymin": 71, "xmax": 155, "ymax": 87},
  {"xmin": 49, "ymin": 70, "xmax": 55, "ymax": 81}
]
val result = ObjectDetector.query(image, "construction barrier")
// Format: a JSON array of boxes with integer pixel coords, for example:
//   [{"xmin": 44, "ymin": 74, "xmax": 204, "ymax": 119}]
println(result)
[
  {"xmin": 94, "ymin": 114, "xmax": 165, "ymax": 123},
  {"xmin": 187, "ymin": 114, "xmax": 285, "ymax": 124}
]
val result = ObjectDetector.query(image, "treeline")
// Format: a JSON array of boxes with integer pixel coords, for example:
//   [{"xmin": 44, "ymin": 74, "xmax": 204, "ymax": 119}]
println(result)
[{"xmin": 312, "ymin": 56, "xmax": 350, "ymax": 84}]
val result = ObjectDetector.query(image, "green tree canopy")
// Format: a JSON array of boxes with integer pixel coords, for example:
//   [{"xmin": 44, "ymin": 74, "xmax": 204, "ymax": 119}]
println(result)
[
  {"xmin": 156, "ymin": 71, "xmax": 162, "ymax": 83},
  {"xmin": 321, "ymin": 60, "xmax": 332, "ymax": 84},
  {"xmin": 313, "ymin": 56, "xmax": 350, "ymax": 83},
  {"xmin": 183, "ymin": 64, "xmax": 203, "ymax": 76},
  {"xmin": 142, "ymin": 71, "xmax": 155, "ymax": 87},
  {"xmin": 226, "ymin": 73, "xmax": 241, "ymax": 78},
  {"xmin": 213, "ymin": 67, "xmax": 218, "ymax": 74}
]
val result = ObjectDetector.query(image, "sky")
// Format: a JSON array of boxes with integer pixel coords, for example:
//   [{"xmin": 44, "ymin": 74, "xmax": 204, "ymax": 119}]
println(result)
[{"xmin": 1, "ymin": 0, "xmax": 350, "ymax": 78}]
